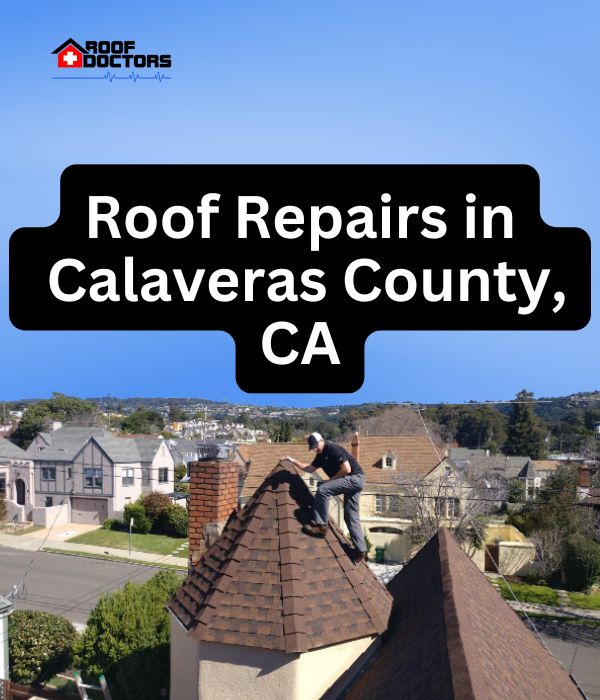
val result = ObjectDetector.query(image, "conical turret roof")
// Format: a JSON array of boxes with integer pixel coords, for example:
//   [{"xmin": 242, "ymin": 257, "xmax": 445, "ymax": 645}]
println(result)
[{"xmin": 169, "ymin": 461, "xmax": 392, "ymax": 653}]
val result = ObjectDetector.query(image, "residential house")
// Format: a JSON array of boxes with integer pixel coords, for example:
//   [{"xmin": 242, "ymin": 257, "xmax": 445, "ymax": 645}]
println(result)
[
  {"xmin": 168, "ymin": 459, "xmax": 581, "ymax": 700},
  {"xmin": 0, "ymin": 438, "xmax": 33, "ymax": 522},
  {"xmin": 25, "ymin": 426, "xmax": 174, "ymax": 524}
]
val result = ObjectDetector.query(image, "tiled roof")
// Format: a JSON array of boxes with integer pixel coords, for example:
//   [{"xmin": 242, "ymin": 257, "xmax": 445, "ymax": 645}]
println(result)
[
  {"xmin": 0, "ymin": 438, "xmax": 27, "ymax": 460},
  {"xmin": 239, "ymin": 436, "xmax": 441, "ymax": 497},
  {"xmin": 345, "ymin": 529, "xmax": 581, "ymax": 700},
  {"xmin": 169, "ymin": 461, "xmax": 392, "ymax": 653},
  {"xmin": 532, "ymin": 460, "xmax": 561, "ymax": 472},
  {"xmin": 351, "ymin": 435, "xmax": 442, "ymax": 483}
]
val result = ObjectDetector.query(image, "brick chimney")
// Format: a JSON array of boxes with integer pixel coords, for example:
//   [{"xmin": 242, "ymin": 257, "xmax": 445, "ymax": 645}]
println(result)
[
  {"xmin": 351, "ymin": 431, "xmax": 360, "ymax": 462},
  {"xmin": 188, "ymin": 460, "xmax": 238, "ymax": 568},
  {"xmin": 577, "ymin": 465, "xmax": 590, "ymax": 501}
]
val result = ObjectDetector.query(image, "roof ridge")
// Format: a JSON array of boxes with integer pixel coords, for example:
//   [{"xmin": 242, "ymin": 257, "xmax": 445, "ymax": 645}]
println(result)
[{"xmin": 437, "ymin": 529, "xmax": 479, "ymax": 700}]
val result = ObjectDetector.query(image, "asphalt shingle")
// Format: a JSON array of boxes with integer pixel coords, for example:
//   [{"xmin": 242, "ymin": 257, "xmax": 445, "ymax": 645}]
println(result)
[
  {"xmin": 345, "ymin": 529, "xmax": 582, "ymax": 700},
  {"xmin": 169, "ymin": 461, "xmax": 393, "ymax": 653}
]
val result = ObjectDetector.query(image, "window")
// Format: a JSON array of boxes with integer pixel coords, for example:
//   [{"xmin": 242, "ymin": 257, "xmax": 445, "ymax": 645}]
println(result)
[
  {"xmin": 435, "ymin": 497, "xmax": 460, "ymax": 519},
  {"xmin": 41, "ymin": 466, "xmax": 56, "ymax": 481},
  {"xmin": 158, "ymin": 468, "xmax": 169, "ymax": 484},
  {"xmin": 44, "ymin": 496, "xmax": 53, "ymax": 507},
  {"xmin": 375, "ymin": 495, "xmax": 400, "ymax": 513},
  {"xmin": 388, "ymin": 495, "xmax": 400, "ymax": 513},
  {"xmin": 84, "ymin": 468, "xmax": 102, "ymax": 489},
  {"xmin": 0, "ymin": 474, "xmax": 6, "ymax": 496},
  {"xmin": 383, "ymin": 452, "xmax": 396, "ymax": 469},
  {"xmin": 142, "ymin": 467, "xmax": 150, "ymax": 486},
  {"xmin": 447, "ymin": 498, "xmax": 460, "ymax": 518},
  {"xmin": 66, "ymin": 467, "xmax": 73, "ymax": 480},
  {"xmin": 122, "ymin": 468, "xmax": 134, "ymax": 487}
]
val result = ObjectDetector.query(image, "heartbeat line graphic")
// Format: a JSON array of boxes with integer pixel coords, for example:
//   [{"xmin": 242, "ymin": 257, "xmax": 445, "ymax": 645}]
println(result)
[{"xmin": 53, "ymin": 71, "xmax": 172, "ymax": 83}]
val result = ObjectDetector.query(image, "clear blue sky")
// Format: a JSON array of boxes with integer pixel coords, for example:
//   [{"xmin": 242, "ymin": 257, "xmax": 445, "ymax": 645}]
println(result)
[{"xmin": 2, "ymin": 2, "xmax": 598, "ymax": 406}]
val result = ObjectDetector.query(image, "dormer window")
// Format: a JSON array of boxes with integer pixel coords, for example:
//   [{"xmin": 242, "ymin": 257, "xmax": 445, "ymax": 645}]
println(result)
[{"xmin": 383, "ymin": 452, "xmax": 396, "ymax": 469}]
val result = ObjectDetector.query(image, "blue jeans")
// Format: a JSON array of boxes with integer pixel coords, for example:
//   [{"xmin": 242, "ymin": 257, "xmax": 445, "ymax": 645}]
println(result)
[{"xmin": 313, "ymin": 473, "xmax": 366, "ymax": 552}]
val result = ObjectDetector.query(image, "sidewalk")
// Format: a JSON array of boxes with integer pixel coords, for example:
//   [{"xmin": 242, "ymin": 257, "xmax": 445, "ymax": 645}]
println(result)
[
  {"xmin": 0, "ymin": 525, "xmax": 188, "ymax": 568},
  {"xmin": 506, "ymin": 598, "xmax": 600, "ymax": 621}
]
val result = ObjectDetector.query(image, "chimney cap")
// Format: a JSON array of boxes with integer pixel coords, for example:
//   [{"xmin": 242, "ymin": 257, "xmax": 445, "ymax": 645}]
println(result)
[{"xmin": 194, "ymin": 441, "xmax": 234, "ymax": 461}]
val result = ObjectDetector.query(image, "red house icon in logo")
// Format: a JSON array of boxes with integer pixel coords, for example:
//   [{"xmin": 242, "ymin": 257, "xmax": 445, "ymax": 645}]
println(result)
[{"xmin": 51, "ymin": 38, "xmax": 88, "ymax": 68}]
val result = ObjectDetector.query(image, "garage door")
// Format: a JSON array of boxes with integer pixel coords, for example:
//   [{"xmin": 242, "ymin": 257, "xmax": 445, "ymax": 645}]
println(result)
[{"xmin": 71, "ymin": 497, "xmax": 108, "ymax": 525}]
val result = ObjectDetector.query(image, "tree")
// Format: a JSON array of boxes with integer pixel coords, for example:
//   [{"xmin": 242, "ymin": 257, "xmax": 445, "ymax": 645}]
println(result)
[
  {"xmin": 168, "ymin": 403, "xmax": 187, "ymax": 424},
  {"xmin": 507, "ymin": 479, "xmax": 526, "ymax": 503},
  {"xmin": 12, "ymin": 392, "xmax": 100, "ymax": 448},
  {"xmin": 120, "ymin": 408, "xmax": 165, "ymax": 434},
  {"xmin": 174, "ymin": 463, "xmax": 187, "ymax": 481},
  {"xmin": 142, "ymin": 492, "xmax": 172, "ymax": 526},
  {"xmin": 159, "ymin": 504, "xmax": 188, "ymax": 537},
  {"xmin": 123, "ymin": 502, "xmax": 151, "ymax": 534},
  {"xmin": 406, "ymin": 466, "xmax": 502, "ymax": 549},
  {"xmin": 529, "ymin": 527, "xmax": 564, "ymax": 582},
  {"xmin": 74, "ymin": 571, "xmax": 180, "ymax": 700},
  {"xmin": 9, "ymin": 610, "xmax": 76, "ymax": 686},
  {"xmin": 269, "ymin": 421, "xmax": 293, "ymax": 442},
  {"xmin": 563, "ymin": 534, "xmax": 600, "ymax": 591},
  {"xmin": 503, "ymin": 390, "xmax": 545, "ymax": 458}
]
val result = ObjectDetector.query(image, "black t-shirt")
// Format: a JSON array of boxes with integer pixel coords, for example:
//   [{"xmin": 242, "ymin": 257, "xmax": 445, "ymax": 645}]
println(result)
[{"xmin": 312, "ymin": 442, "xmax": 364, "ymax": 478}]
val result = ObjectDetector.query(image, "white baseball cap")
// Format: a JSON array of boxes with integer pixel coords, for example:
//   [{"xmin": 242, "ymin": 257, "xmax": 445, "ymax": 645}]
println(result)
[{"xmin": 307, "ymin": 432, "xmax": 324, "ymax": 450}]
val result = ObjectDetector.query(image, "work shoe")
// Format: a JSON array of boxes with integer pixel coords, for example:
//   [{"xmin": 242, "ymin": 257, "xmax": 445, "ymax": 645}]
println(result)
[
  {"xmin": 302, "ymin": 522, "xmax": 327, "ymax": 538},
  {"xmin": 350, "ymin": 548, "xmax": 368, "ymax": 563}
]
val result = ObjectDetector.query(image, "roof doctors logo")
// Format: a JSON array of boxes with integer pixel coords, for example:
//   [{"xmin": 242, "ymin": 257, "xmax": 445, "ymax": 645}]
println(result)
[{"xmin": 51, "ymin": 38, "xmax": 172, "ymax": 83}]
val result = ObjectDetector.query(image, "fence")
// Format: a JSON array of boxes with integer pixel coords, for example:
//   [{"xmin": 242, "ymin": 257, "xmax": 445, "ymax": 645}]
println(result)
[{"xmin": 0, "ymin": 679, "xmax": 72, "ymax": 700}]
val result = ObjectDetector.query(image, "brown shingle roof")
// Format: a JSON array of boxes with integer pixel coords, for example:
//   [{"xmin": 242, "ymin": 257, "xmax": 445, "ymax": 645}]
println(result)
[
  {"xmin": 346, "ymin": 528, "xmax": 581, "ymax": 700},
  {"xmin": 240, "ymin": 436, "xmax": 441, "ymax": 497},
  {"xmin": 169, "ymin": 461, "xmax": 392, "ymax": 653}
]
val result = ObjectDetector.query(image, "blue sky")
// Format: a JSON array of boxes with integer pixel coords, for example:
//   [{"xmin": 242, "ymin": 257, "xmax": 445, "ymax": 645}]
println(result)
[{"xmin": 2, "ymin": 2, "xmax": 598, "ymax": 406}]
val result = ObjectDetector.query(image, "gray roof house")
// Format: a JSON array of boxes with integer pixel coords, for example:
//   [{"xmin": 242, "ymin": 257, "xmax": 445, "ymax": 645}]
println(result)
[{"xmin": 26, "ymin": 426, "xmax": 175, "ymax": 525}]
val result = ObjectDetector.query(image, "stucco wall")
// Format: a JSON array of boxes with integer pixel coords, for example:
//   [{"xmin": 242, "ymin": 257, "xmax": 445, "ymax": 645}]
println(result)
[
  {"xmin": 170, "ymin": 617, "xmax": 201, "ymax": 700},
  {"xmin": 170, "ymin": 614, "xmax": 375, "ymax": 700},
  {"xmin": 498, "ymin": 541, "xmax": 535, "ymax": 576},
  {"xmin": 151, "ymin": 442, "xmax": 175, "ymax": 494},
  {"xmin": 111, "ymin": 462, "xmax": 143, "ymax": 516},
  {"xmin": 32, "ymin": 502, "xmax": 70, "ymax": 527},
  {"xmin": 296, "ymin": 635, "xmax": 375, "ymax": 699}
]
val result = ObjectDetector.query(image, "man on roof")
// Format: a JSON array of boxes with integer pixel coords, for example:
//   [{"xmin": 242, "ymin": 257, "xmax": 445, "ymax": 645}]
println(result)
[{"xmin": 287, "ymin": 432, "xmax": 367, "ymax": 562}]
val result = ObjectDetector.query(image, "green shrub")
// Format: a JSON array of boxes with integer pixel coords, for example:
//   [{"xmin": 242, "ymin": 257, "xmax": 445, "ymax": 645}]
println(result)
[
  {"xmin": 102, "ymin": 518, "xmax": 121, "ymax": 531},
  {"xmin": 563, "ymin": 534, "xmax": 600, "ymax": 591},
  {"xmin": 123, "ymin": 502, "xmax": 151, "ymax": 534},
  {"xmin": 73, "ymin": 570, "xmax": 181, "ymax": 700},
  {"xmin": 142, "ymin": 492, "xmax": 172, "ymax": 526},
  {"xmin": 159, "ymin": 503, "xmax": 188, "ymax": 537},
  {"xmin": 174, "ymin": 463, "xmax": 187, "ymax": 481},
  {"xmin": 9, "ymin": 610, "xmax": 76, "ymax": 686},
  {"xmin": 0, "ymin": 496, "xmax": 6, "ymax": 522}
]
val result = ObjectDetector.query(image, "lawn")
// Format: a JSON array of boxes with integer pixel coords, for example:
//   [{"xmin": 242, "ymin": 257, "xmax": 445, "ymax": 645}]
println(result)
[
  {"xmin": 494, "ymin": 579, "xmax": 561, "ymax": 606},
  {"xmin": 67, "ymin": 528, "xmax": 187, "ymax": 555},
  {"xmin": 567, "ymin": 591, "xmax": 600, "ymax": 610}
]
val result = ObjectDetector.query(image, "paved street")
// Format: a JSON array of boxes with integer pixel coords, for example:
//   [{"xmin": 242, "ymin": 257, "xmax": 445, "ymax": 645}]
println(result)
[{"xmin": 0, "ymin": 546, "xmax": 183, "ymax": 626}]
